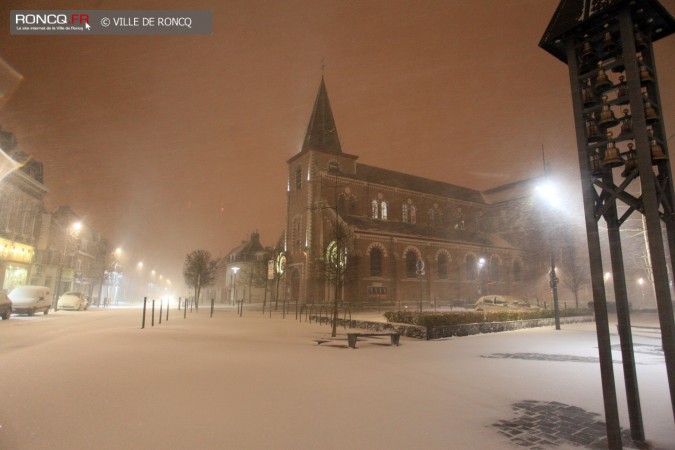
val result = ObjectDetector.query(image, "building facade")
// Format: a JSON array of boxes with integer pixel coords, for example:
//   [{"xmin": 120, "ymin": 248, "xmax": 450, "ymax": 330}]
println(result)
[
  {"xmin": 282, "ymin": 78, "xmax": 564, "ymax": 309},
  {"xmin": 0, "ymin": 129, "xmax": 47, "ymax": 291}
]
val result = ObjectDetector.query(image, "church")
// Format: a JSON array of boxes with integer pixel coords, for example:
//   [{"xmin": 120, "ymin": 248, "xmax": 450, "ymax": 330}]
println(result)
[{"xmin": 281, "ymin": 78, "xmax": 560, "ymax": 309}]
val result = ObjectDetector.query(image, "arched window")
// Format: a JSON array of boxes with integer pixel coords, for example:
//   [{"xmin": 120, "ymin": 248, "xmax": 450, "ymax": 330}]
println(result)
[
  {"xmin": 438, "ymin": 253, "xmax": 448, "ymax": 279},
  {"xmin": 381, "ymin": 201, "xmax": 388, "ymax": 221},
  {"xmin": 465, "ymin": 254, "xmax": 477, "ymax": 281},
  {"xmin": 428, "ymin": 208, "xmax": 436, "ymax": 226},
  {"xmin": 402, "ymin": 204, "xmax": 409, "ymax": 223},
  {"xmin": 370, "ymin": 248, "xmax": 383, "ymax": 277},
  {"xmin": 371, "ymin": 200, "xmax": 379, "ymax": 219},
  {"xmin": 295, "ymin": 166, "xmax": 302, "ymax": 190},
  {"xmin": 410, "ymin": 205, "xmax": 417, "ymax": 224},
  {"xmin": 406, "ymin": 252, "xmax": 418, "ymax": 278}
]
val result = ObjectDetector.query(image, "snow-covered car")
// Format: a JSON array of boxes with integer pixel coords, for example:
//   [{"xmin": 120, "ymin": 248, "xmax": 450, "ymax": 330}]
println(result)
[
  {"xmin": 57, "ymin": 292, "xmax": 89, "ymax": 311},
  {"xmin": 474, "ymin": 295, "xmax": 538, "ymax": 311},
  {"xmin": 0, "ymin": 291, "xmax": 12, "ymax": 320},
  {"xmin": 9, "ymin": 285, "xmax": 51, "ymax": 316}
]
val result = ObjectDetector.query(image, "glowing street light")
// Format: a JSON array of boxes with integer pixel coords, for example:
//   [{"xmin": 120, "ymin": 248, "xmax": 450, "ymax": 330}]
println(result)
[
  {"xmin": 54, "ymin": 220, "xmax": 82, "ymax": 310},
  {"xmin": 231, "ymin": 266, "xmax": 240, "ymax": 306},
  {"xmin": 535, "ymin": 176, "xmax": 561, "ymax": 331}
]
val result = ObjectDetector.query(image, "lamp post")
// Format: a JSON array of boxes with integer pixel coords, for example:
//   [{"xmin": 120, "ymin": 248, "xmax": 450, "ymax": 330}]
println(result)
[
  {"xmin": 477, "ymin": 257, "xmax": 485, "ymax": 296},
  {"xmin": 535, "ymin": 178, "xmax": 561, "ymax": 330},
  {"xmin": 53, "ymin": 221, "xmax": 82, "ymax": 310},
  {"xmin": 231, "ymin": 266, "xmax": 239, "ymax": 309}
]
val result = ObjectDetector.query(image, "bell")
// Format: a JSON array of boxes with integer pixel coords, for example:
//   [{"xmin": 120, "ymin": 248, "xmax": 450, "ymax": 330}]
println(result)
[
  {"xmin": 644, "ymin": 93, "xmax": 659, "ymax": 123},
  {"xmin": 598, "ymin": 96, "xmax": 619, "ymax": 129},
  {"xmin": 590, "ymin": 151, "xmax": 605, "ymax": 177},
  {"xmin": 593, "ymin": 64, "xmax": 613, "ymax": 93},
  {"xmin": 621, "ymin": 143, "xmax": 638, "ymax": 177},
  {"xmin": 586, "ymin": 113, "xmax": 604, "ymax": 143},
  {"xmin": 582, "ymin": 83, "xmax": 598, "ymax": 107},
  {"xmin": 602, "ymin": 28, "xmax": 618, "ymax": 55},
  {"xmin": 650, "ymin": 136, "xmax": 668, "ymax": 163},
  {"xmin": 634, "ymin": 25, "xmax": 647, "ymax": 52},
  {"xmin": 638, "ymin": 56, "xmax": 654, "ymax": 85},
  {"xmin": 581, "ymin": 41, "xmax": 598, "ymax": 72},
  {"xmin": 616, "ymin": 76, "xmax": 629, "ymax": 104},
  {"xmin": 602, "ymin": 132, "xmax": 624, "ymax": 168},
  {"xmin": 619, "ymin": 109, "xmax": 632, "ymax": 137}
]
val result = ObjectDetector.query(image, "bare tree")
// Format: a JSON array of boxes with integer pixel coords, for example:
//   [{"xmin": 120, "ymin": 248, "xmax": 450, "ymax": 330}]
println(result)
[
  {"xmin": 183, "ymin": 250, "xmax": 219, "ymax": 310},
  {"xmin": 559, "ymin": 231, "xmax": 590, "ymax": 309}
]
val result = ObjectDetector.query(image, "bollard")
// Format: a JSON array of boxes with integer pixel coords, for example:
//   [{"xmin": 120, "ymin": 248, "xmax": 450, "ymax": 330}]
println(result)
[
  {"xmin": 178, "ymin": 297, "xmax": 181, "ymax": 311},
  {"xmin": 166, "ymin": 299, "xmax": 169, "ymax": 321},
  {"xmin": 184, "ymin": 299, "xmax": 187, "ymax": 319},
  {"xmin": 210, "ymin": 298, "xmax": 214, "ymax": 318},
  {"xmin": 190, "ymin": 299, "xmax": 193, "ymax": 313},
  {"xmin": 159, "ymin": 300, "xmax": 163, "ymax": 324},
  {"xmin": 151, "ymin": 300, "xmax": 155, "ymax": 327},
  {"xmin": 141, "ymin": 297, "xmax": 147, "ymax": 329}
]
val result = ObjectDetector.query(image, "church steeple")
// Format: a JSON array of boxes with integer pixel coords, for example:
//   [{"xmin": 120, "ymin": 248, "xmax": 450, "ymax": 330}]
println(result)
[{"xmin": 301, "ymin": 77, "xmax": 342, "ymax": 154}]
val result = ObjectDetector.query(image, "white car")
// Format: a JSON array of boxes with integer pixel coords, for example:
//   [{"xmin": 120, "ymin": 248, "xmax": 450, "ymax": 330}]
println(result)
[
  {"xmin": 9, "ymin": 286, "xmax": 51, "ymax": 315},
  {"xmin": 58, "ymin": 292, "xmax": 89, "ymax": 311}
]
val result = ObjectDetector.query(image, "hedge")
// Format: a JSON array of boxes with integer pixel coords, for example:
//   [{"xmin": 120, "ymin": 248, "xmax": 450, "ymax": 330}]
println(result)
[{"xmin": 384, "ymin": 309, "xmax": 591, "ymax": 328}]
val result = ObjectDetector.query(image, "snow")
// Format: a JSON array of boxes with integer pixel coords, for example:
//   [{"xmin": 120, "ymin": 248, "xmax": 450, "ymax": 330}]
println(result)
[{"xmin": 1, "ymin": 308, "xmax": 673, "ymax": 449}]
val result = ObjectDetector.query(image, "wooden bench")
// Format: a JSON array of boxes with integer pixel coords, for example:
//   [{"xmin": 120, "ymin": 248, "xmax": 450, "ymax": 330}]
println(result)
[{"xmin": 347, "ymin": 332, "xmax": 400, "ymax": 349}]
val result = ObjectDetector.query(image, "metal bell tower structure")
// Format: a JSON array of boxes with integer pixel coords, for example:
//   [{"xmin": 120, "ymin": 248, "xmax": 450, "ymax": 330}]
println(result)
[{"xmin": 540, "ymin": 0, "xmax": 674, "ymax": 447}]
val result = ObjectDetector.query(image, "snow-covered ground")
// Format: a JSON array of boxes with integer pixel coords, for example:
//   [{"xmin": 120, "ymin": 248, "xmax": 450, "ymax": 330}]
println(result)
[{"xmin": 0, "ymin": 307, "xmax": 673, "ymax": 449}]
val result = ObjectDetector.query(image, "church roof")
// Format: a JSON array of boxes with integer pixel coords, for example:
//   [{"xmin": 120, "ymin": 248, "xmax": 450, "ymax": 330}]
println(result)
[
  {"xmin": 540, "ymin": 0, "xmax": 675, "ymax": 62},
  {"xmin": 301, "ymin": 77, "xmax": 342, "ymax": 155},
  {"xmin": 348, "ymin": 164, "xmax": 487, "ymax": 204}
]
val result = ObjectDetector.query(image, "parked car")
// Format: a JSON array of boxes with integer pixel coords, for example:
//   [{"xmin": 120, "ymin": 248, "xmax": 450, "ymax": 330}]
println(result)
[
  {"xmin": 8, "ymin": 286, "xmax": 51, "ymax": 316},
  {"xmin": 0, "ymin": 291, "xmax": 12, "ymax": 320},
  {"xmin": 474, "ymin": 295, "xmax": 538, "ymax": 311},
  {"xmin": 58, "ymin": 292, "xmax": 89, "ymax": 311}
]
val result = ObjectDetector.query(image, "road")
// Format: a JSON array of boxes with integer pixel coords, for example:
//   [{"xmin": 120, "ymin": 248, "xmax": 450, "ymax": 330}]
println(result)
[{"xmin": 1, "ymin": 306, "xmax": 673, "ymax": 449}]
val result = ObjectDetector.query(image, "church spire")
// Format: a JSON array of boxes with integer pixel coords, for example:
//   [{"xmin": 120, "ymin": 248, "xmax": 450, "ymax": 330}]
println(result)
[{"xmin": 301, "ymin": 77, "xmax": 342, "ymax": 154}]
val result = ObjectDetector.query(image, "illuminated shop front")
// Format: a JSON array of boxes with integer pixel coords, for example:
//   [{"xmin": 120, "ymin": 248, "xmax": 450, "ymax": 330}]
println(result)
[{"xmin": 0, "ymin": 238, "xmax": 34, "ymax": 291}]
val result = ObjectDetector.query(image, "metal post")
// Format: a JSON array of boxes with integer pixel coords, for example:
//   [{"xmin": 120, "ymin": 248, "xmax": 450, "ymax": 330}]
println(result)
[
  {"xmin": 619, "ymin": 10, "xmax": 675, "ymax": 422},
  {"xmin": 183, "ymin": 299, "xmax": 187, "ymax": 319},
  {"xmin": 151, "ymin": 300, "xmax": 155, "ymax": 327},
  {"xmin": 607, "ymin": 205, "xmax": 645, "ymax": 440},
  {"xmin": 141, "ymin": 296, "xmax": 147, "ymax": 329},
  {"xmin": 159, "ymin": 300, "xmax": 163, "ymax": 324},
  {"xmin": 566, "ymin": 39, "xmax": 622, "ymax": 448},
  {"xmin": 166, "ymin": 299, "xmax": 169, "ymax": 321},
  {"xmin": 210, "ymin": 298, "xmax": 214, "ymax": 318}
]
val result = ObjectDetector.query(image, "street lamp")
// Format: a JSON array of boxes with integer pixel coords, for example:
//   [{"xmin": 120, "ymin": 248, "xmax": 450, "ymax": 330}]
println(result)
[
  {"xmin": 53, "ymin": 221, "xmax": 82, "ymax": 310},
  {"xmin": 535, "ymin": 178, "xmax": 561, "ymax": 331},
  {"xmin": 231, "ymin": 266, "xmax": 240, "ymax": 307}
]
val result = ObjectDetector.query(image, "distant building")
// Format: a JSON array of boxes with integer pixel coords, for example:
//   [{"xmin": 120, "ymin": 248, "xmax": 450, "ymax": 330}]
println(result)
[
  {"xmin": 281, "ymin": 78, "xmax": 570, "ymax": 309},
  {"xmin": 212, "ymin": 231, "xmax": 273, "ymax": 305}
]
